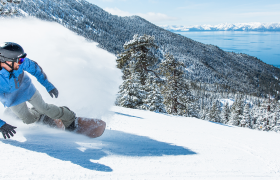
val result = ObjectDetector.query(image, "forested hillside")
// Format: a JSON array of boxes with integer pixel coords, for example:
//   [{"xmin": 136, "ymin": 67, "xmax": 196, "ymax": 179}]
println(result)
[{"xmin": 4, "ymin": 0, "xmax": 280, "ymax": 96}]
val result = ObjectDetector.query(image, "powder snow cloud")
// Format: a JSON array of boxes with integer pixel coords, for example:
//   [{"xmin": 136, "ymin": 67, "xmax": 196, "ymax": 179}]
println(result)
[{"xmin": 0, "ymin": 17, "xmax": 122, "ymax": 119}]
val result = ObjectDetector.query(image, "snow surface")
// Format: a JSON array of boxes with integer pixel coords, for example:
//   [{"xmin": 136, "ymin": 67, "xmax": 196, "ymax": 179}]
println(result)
[
  {"xmin": 220, "ymin": 99, "xmax": 234, "ymax": 107},
  {"xmin": 1, "ymin": 106, "xmax": 280, "ymax": 179},
  {"xmin": 1, "ymin": 18, "xmax": 280, "ymax": 179}
]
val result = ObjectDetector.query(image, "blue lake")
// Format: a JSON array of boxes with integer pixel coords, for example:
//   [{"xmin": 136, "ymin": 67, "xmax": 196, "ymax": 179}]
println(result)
[{"xmin": 175, "ymin": 31, "xmax": 280, "ymax": 66}]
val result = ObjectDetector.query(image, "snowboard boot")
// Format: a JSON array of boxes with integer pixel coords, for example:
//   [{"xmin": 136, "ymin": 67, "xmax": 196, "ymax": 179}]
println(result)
[
  {"xmin": 65, "ymin": 118, "xmax": 78, "ymax": 132},
  {"xmin": 62, "ymin": 106, "xmax": 77, "ymax": 132},
  {"xmin": 38, "ymin": 114, "xmax": 57, "ymax": 128}
]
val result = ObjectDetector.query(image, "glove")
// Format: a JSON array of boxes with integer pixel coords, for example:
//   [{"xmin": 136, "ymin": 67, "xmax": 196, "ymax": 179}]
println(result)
[
  {"xmin": 0, "ymin": 123, "xmax": 17, "ymax": 139},
  {"xmin": 49, "ymin": 88, "xmax": 59, "ymax": 98}
]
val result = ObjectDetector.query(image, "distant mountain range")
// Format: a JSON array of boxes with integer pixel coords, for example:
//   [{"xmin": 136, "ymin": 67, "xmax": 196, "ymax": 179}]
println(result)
[
  {"xmin": 6, "ymin": 0, "xmax": 280, "ymax": 96},
  {"xmin": 160, "ymin": 23, "xmax": 280, "ymax": 32}
]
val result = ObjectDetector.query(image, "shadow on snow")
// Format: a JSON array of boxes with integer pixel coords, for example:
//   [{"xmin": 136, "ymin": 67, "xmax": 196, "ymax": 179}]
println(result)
[
  {"xmin": 1, "ymin": 129, "xmax": 196, "ymax": 172},
  {"xmin": 208, "ymin": 121, "xmax": 233, "ymax": 127},
  {"xmin": 113, "ymin": 111, "xmax": 144, "ymax": 119}
]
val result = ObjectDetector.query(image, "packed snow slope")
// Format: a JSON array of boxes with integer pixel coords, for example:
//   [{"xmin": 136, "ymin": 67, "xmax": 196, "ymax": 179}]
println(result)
[
  {"xmin": 1, "ymin": 106, "xmax": 280, "ymax": 179},
  {"xmin": 1, "ymin": 18, "xmax": 280, "ymax": 180}
]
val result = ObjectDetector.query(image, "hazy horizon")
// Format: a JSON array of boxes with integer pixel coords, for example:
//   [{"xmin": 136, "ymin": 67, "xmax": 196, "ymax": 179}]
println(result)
[{"xmin": 86, "ymin": 0, "xmax": 280, "ymax": 26}]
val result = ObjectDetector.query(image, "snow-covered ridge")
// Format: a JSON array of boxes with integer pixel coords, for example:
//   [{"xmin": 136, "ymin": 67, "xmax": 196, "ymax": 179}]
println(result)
[
  {"xmin": 160, "ymin": 22, "xmax": 280, "ymax": 32},
  {"xmin": 14, "ymin": 0, "xmax": 280, "ymax": 95}
]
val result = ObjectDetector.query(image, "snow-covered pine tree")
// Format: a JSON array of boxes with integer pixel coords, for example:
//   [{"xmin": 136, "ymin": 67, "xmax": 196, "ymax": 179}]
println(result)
[
  {"xmin": 116, "ymin": 72, "xmax": 146, "ymax": 109},
  {"xmin": 116, "ymin": 34, "xmax": 159, "ymax": 85},
  {"xmin": 142, "ymin": 79, "xmax": 166, "ymax": 113},
  {"xmin": 251, "ymin": 102, "xmax": 261, "ymax": 129},
  {"xmin": 253, "ymin": 99, "xmax": 271, "ymax": 131},
  {"xmin": 116, "ymin": 34, "xmax": 163, "ymax": 110},
  {"xmin": 187, "ymin": 98, "xmax": 199, "ymax": 117},
  {"xmin": 221, "ymin": 102, "xmax": 230, "ymax": 124},
  {"xmin": 241, "ymin": 103, "xmax": 251, "ymax": 128},
  {"xmin": 272, "ymin": 102, "xmax": 280, "ymax": 132},
  {"xmin": 228, "ymin": 97, "xmax": 243, "ymax": 126},
  {"xmin": 0, "ymin": 0, "xmax": 21, "ymax": 16},
  {"xmin": 209, "ymin": 100, "xmax": 220, "ymax": 122},
  {"xmin": 267, "ymin": 99, "xmax": 279, "ymax": 131},
  {"xmin": 205, "ymin": 106, "xmax": 211, "ymax": 121},
  {"xmin": 200, "ymin": 108, "xmax": 208, "ymax": 120},
  {"xmin": 159, "ymin": 53, "xmax": 194, "ymax": 116}
]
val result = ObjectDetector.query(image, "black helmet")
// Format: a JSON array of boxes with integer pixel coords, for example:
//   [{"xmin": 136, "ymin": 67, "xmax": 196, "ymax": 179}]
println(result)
[{"xmin": 0, "ymin": 42, "xmax": 27, "ymax": 63}]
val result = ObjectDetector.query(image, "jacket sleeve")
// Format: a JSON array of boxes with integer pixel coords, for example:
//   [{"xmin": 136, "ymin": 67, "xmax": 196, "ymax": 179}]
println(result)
[
  {"xmin": 23, "ymin": 58, "xmax": 55, "ymax": 92},
  {"xmin": 0, "ymin": 119, "xmax": 6, "ymax": 128}
]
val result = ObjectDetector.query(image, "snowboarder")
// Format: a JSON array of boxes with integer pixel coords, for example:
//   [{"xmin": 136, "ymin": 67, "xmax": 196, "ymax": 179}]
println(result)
[{"xmin": 0, "ymin": 42, "xmax": 77, "ymax": 139}]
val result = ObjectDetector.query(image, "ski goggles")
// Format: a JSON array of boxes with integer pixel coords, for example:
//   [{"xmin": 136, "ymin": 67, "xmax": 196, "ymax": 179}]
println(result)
[
  {"xmin": 0, "ymin": 53, "xmax": 27, "ymax": 64},
  {"xmin": 16, "ymin": 53, "xmax": 27, "ymax": 65},
  {"xmin": 17, "ymin": 57, "xmax": 25, "ymax": 65}
]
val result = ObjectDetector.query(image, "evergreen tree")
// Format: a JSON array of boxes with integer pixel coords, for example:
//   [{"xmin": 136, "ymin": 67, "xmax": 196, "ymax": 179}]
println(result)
[
  {"xmin": 272, "ymin": 102, "xmax": 280, "ymax": 132},
  {"xmin": 241, "ymin": 103, "xmax": 250, "ymax": 127},
  {"xmin": 251, "ymin": 102, "xmax": 261, "ymax": 129},
  {"xmin": 116, "ymin": 72, "xmax": 146, "ymax": 109},
  {"xmin": 116, "ymin": 34, "xmax": 159, "ymax": 85},
  {"xmin": 159, "ymin": 53, "xmax": 194, "ymax": 116},
  {"xmin": 209, "ymin": 101, "xmax": 220, "ymax": 122},
  {"xmin": 200, "ymin": 108, "xmax": 208, "ymax": 120},
  {"xmin": 205, "ymin": 107, "xmax": 211, "ymax": 121},
  {"xmin": 142, "ymin": 79, "xmax": 166, "ymax": 113},
  {"xmin": 116, "ymin": 34, "xmax": 163, "ymax": 110},
  {"xmin": 187, "ymin": 98, "xmax": 199, "ymax": 118},
  {"xmin": 221, "ymin": 102, "xmax": 230, "ymax": 124},
  {"xmin": 254, "ymin": 99, "xmax": 271, "ymax": 131},
  {"xmin": 250, "ymin": 98, "xmax": 265, "ymax": 129},
  {"xmin": 267, "ymin": 100, "xmax": 279, "ymax": 131},
  {"xmin": 228, "ymin": 97, "xmax": 243, "ymax": 126}
]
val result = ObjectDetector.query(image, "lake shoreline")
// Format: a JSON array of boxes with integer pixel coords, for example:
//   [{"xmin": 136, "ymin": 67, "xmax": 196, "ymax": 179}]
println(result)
[{"xmin": 174, "ymin": 31, "xmax": 280, "ymax": 66}]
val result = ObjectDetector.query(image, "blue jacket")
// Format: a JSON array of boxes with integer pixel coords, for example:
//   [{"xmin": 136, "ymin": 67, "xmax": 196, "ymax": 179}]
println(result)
[{"xmin": 0, "ymin": 58, "xmax": 55, "ymax": 127}]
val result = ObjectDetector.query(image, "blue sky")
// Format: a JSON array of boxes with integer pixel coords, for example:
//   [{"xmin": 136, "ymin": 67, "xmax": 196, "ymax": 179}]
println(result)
[{"xmin": 86, "ymin": 0, "xmax": 280, "ymax": 26}]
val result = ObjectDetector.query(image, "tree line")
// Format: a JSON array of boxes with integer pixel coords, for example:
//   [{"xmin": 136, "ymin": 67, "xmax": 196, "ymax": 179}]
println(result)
[{"xmin": 115, "ymin": 34, "xmax": 280, "ymax": 132}]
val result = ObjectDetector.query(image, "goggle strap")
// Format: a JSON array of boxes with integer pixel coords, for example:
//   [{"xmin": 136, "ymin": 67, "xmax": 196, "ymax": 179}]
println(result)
[{"xmin": 4, "ymin": 61, "xmax": 13, "ymax": 69}]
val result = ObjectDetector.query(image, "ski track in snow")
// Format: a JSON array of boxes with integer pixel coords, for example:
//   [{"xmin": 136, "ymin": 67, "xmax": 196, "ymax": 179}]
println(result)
[{"xmin": 211, "ymin": 135, "xmax": 280, "ymax": 174}]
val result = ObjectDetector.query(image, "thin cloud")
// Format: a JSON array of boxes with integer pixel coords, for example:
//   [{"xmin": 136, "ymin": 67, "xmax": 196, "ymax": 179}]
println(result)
[
  {"xmin": 263, "ymin": 3, "xmax": 280, "ymax": 9},
  {"xmin": 240, "ymin": 11, "xmax": 280, "ymax": 17},
  {"xmin": 104, "ymin": 7, "xmax": 177, "ymax": 22},
  {"xmin": 138, "ymin": 12, "xmax": 178, "ymax": 22},
  {"xmin": 100, "ymin": 0, "xmax": 127, "ymax": 2},
  {"xmin": 104, "ymin": 7, "xmax": 132, "ymax": 16},
  {"xmin": 177, "ymin": 3, "xmax": 210, "ymax": 10}
]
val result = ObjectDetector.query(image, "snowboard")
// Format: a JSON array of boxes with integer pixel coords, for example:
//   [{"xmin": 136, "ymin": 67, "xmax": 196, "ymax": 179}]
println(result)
[{"xmin": 53, "ymin": 117, "xmax": 106, "ymax": 138}]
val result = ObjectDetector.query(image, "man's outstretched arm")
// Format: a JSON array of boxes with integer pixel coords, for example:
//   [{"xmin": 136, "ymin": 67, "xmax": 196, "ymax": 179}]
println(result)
[{"xmin": 23, "ymin": 58, "xmax": 58, "ymax": 98}]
